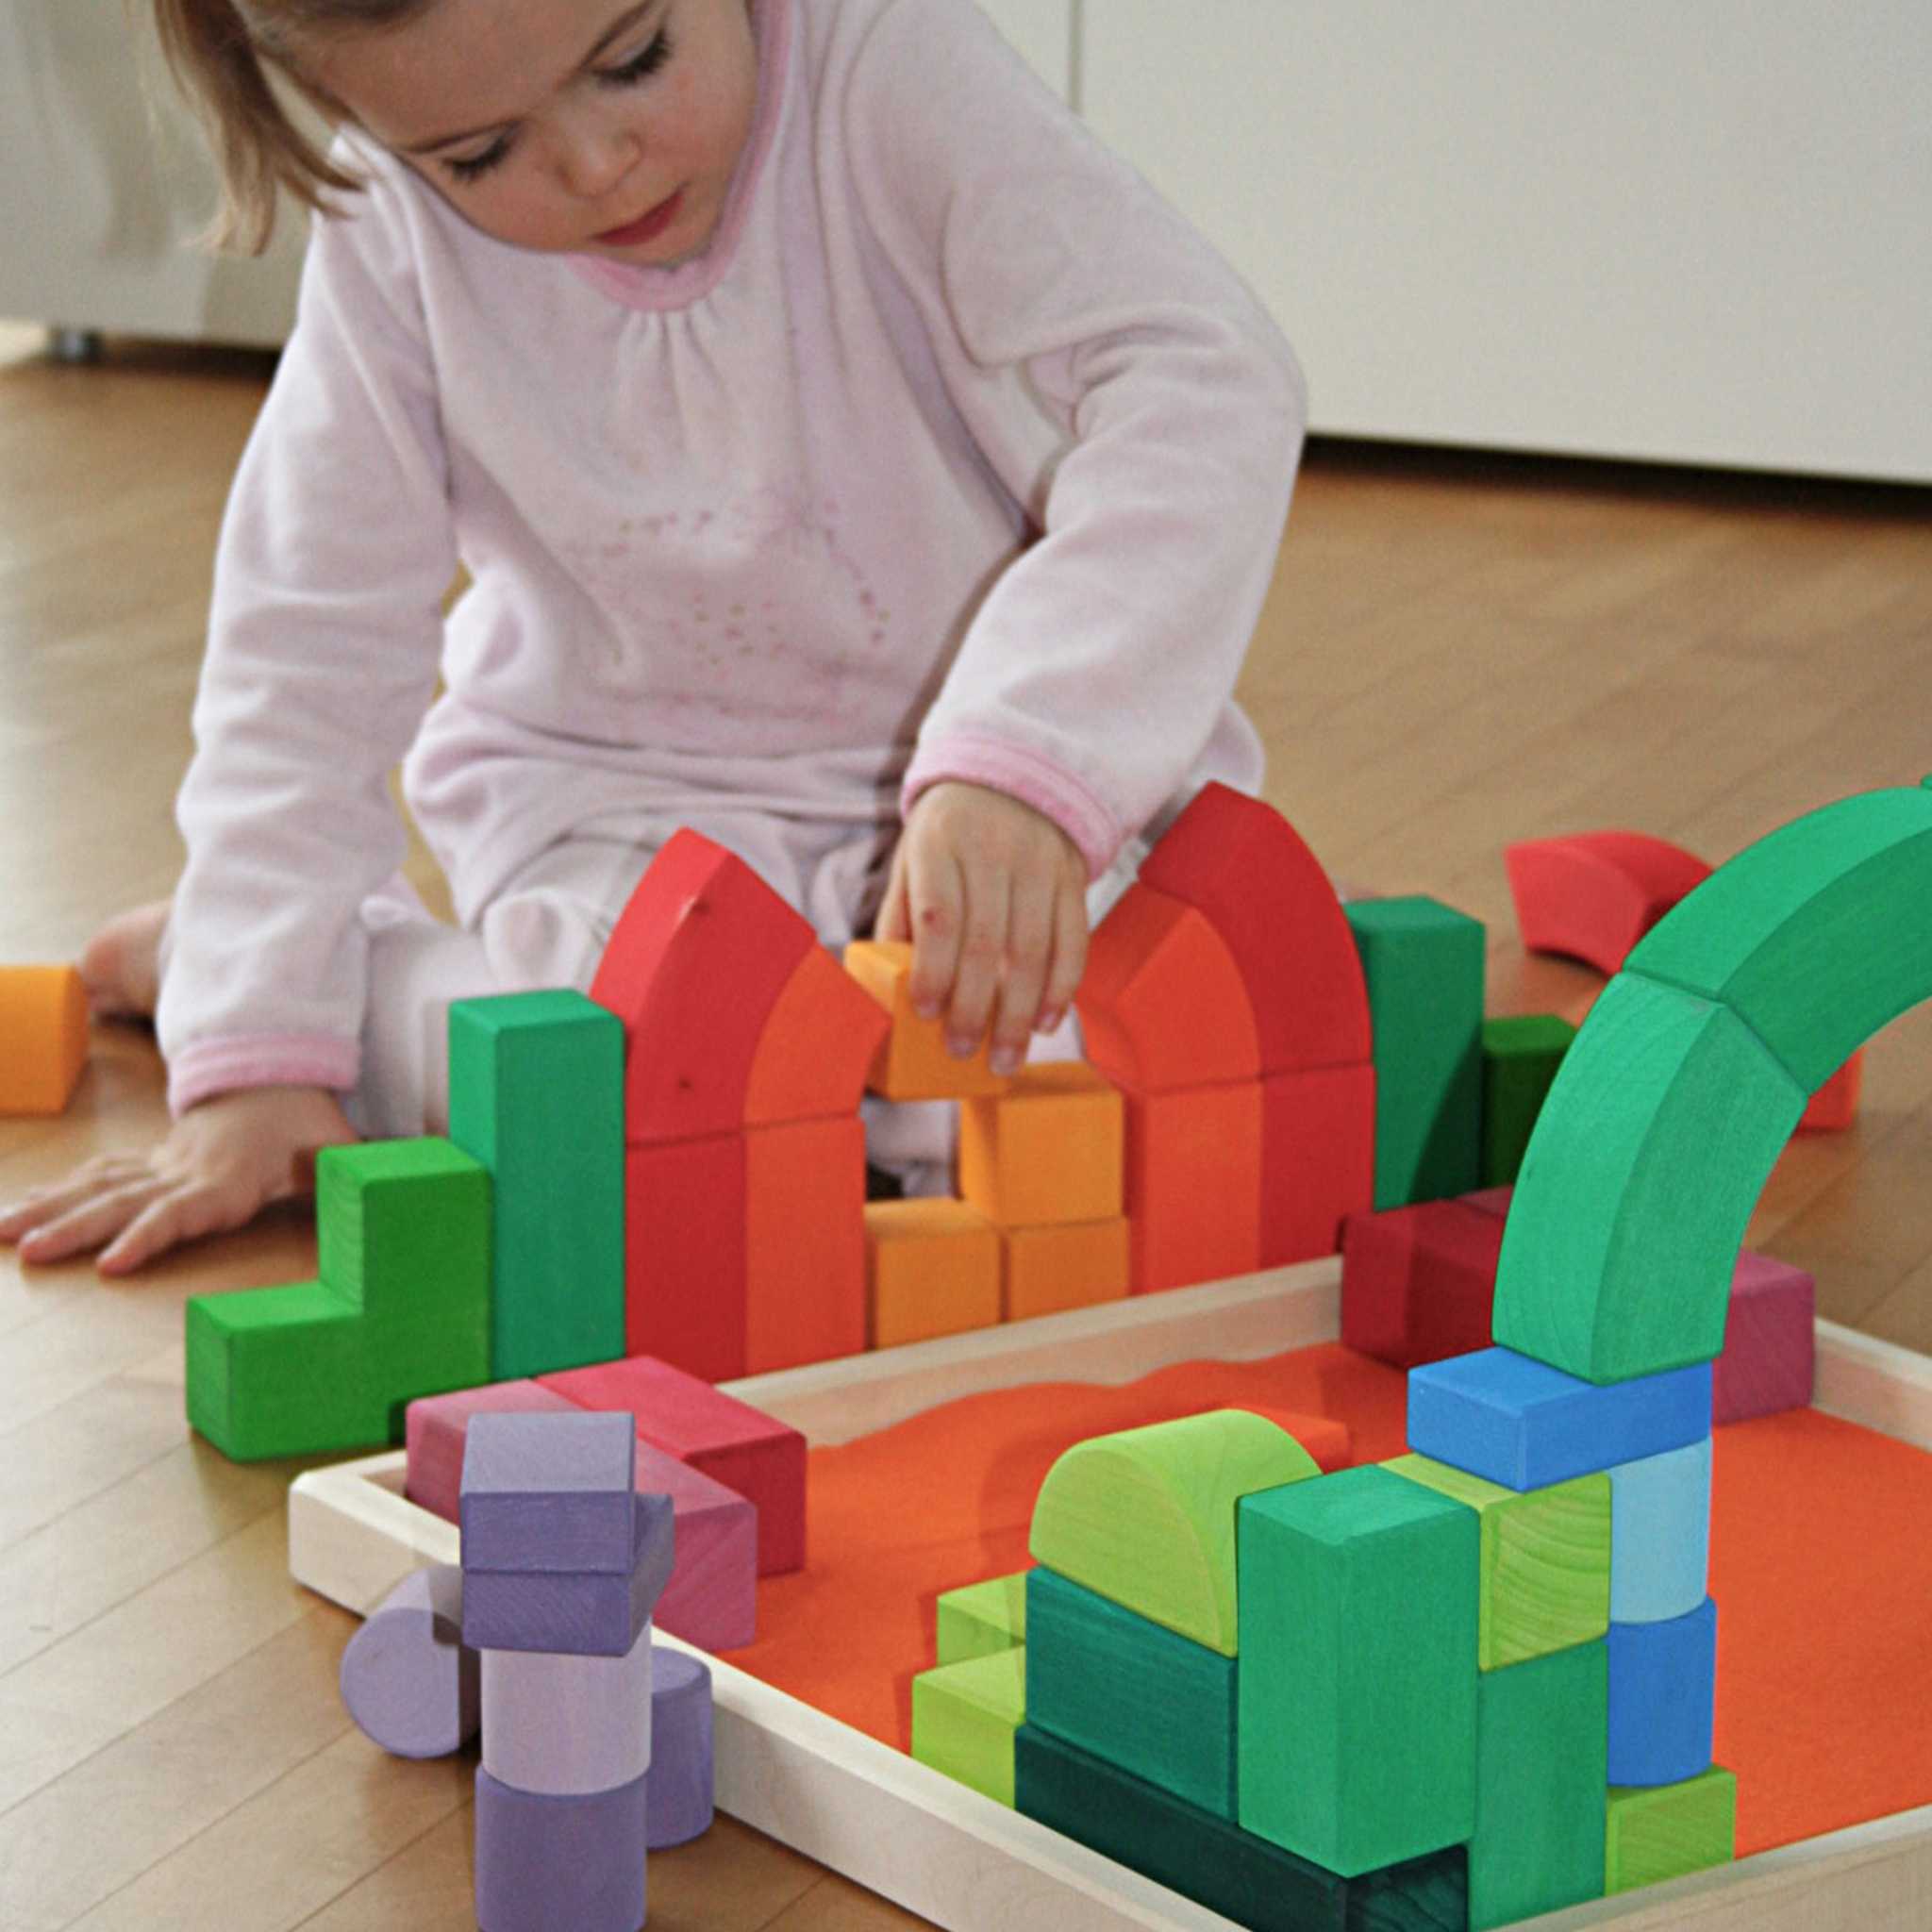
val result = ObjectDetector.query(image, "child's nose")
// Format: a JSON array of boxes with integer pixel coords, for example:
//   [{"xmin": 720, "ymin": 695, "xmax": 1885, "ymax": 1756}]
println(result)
[{"xmin": 557, "ymin": 115, "xmax": 642, "ymax": 199}]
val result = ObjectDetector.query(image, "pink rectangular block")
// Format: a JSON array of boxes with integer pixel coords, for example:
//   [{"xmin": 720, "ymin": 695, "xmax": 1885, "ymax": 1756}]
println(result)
[
  {"xmin": 406, "ymin": 1380, "xmax": 578, "ymax": 1524},
  {"xmin": 1715, "ymin": 1250, "xmax": 1815, "ymax": 1425},
  {"xmin": 541, "ymin": 1355, "xmax": 808, "ymax": 1576}
]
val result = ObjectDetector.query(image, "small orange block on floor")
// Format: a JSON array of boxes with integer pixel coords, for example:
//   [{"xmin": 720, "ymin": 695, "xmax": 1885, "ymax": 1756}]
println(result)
[
  {"xmin": 841, "ymin": 940, "xmax": 1010, "ymax": 1100},
  {"xmin": 1122, "ymin": 1080, "xmax": 1264, "ymax": 1293},
  {"xmin": 1003, "ymin": 1218, "xmax": 1130, "ymax": 1322},
  {"xmin": 958, "ymin": 1061, "xmax": 1124, "ymax": 1227},
  {"xmin": 0, "ymin": 966, "xmax": 88, "ymax": 1115},
  {"xmin": 745, "ymin": 1116, "xmax": 868, "ymax": 1374},
  {"xmin": 864, "ymin": 1198, "xmax": 1002, "ymax": 1349}
]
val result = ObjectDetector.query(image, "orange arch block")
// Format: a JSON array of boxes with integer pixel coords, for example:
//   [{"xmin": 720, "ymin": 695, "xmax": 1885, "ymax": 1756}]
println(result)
[
  {"xmin": 1505, "ymin": 830, "xmax": 1713, "ymax": 976},
  {"xmin": 745, "ymin": 943, "xmax": 891, "ymax": 1127},
  {"xmin": 0, "ymin": 966, "xmax": 88, "ymax": 1115},
  {"xmin": 1076, "ymin": 884, "xmax": 1260, "ymax": 1092}
]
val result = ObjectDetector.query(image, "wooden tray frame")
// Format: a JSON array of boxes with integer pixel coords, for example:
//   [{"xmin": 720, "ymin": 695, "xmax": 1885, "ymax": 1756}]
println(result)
[{"xmin": 287, "ymin": 1262, "xmax": 1932, "ymax": 1932}]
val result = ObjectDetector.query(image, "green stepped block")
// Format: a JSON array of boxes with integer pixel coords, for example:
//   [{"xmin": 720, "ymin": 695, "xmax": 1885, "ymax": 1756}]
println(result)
[
  {"xmin": 1479, "ymin": 1014, "xmax": 1574, "ymax": 1189},
  {"xmin": 1491, "ymin": 973, "xmax": 1807, "ymax": 1385},
  {"xmin": 1026, "ymin": 1567, "xmax": 1238, "ymax": 1818},
  {"xmin": 1471, "ymin": 1643, "xmax": 1608, "ymax": 1929},
  {"xmin": 1383, "ymin": 1453, "xmax": 1609, "ymax": 1670},
  {"xmin": 911, "ymin": 1647, "xmax": 1026, "ymax": 1807},
  {"xmin": 186, "ymin": 1139, "xmax": 491, "ymax": 1461},
  {"xmin": 1239, "ymin": 1464, "xmax": 1479, "ymax": 1878},
  {"xmin": 449, "ymin": 991, "xmax": 625, "ymax": 1380},
  {"xmin": 1605, "ymin": 1767, "xmax": 1737, "ymax": 1895},
  {"xmin": 1017, "ymin": 1723, "xmax": 1468, "ymax": 1932},
  {"xmin": 936, "ymin": 1571, "xmax": 1029, "ymax": 1664},
  {"xmin": 1345, "ymin": 898, "xmax": 1486, "ymax": 1208}
]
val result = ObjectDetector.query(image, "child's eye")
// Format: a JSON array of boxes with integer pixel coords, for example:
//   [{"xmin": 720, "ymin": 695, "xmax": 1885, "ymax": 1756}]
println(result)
[
  {"xmin": 446, "ymin": 137, "xmax": 513, "ymax": 184},
  {"xmin": 599, "ymin": 28, "xmax": 673, "ymax": 86}
]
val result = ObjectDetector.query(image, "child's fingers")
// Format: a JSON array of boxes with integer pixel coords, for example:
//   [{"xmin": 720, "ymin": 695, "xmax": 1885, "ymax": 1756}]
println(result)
[
  {"xmin": 904, "ymin": 845, "xmax": 966, "ymax": 1023},
  {"xmin": 941, "ymin": 864, "xmax": 1010, "ymax": 1061},
  {"xmin": 98, "ymin": 1176, "xmax": 256, "ymax": 1276},
  {"xmin": 991, "ymin": 870, "xmax": 1057, "ymax": 1074},
  {"xmin": 1038, "ymin": 875, "xmax": 1090, "ymax": 1033},
  {"xmin": 12, "ymin": 1174, "xmax": 169, "ymax": 1265}
]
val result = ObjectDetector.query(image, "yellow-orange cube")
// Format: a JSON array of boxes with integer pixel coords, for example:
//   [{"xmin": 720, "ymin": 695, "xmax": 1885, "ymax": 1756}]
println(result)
[
  {"xmin": 0, "ymin": 965, "xmax": 88, "ymax": 1115},
  {"xmin": 841, "ymin": 941, "xmax": 1010, "ymax": 1100},
  {"xmin": 864, "ymin": 1198, "xmax": 1002, "ymax": 1349},
  {"xmin": 958, "ymin": 1061, "xmax": 1124, "ymax": 1227},
  {"xmin": 1003, "ymin": 1218, "xmax": 1130, "ymax": 1322}
]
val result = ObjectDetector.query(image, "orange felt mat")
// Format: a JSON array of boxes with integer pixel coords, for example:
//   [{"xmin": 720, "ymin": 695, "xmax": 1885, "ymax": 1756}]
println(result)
[{"xmin": 719, "ymin": 1341, "xmax": 1932, "ymax": 1861}]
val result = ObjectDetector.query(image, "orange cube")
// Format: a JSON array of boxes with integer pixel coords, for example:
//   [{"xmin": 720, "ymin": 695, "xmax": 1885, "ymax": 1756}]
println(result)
[
  {"xmin": 958, "ymin": 1061, "xmax": 1124, "ymax": 1227},
  {"xmin": 864, "ymin": 1198, "xmax": 1002, "ymax": 1350},
  {"xmin": 0, "ymin": 966, "xmax": 88, "ymax": 1116},
  {"xmin": 745, "ymin": 1117, "xmax": 868, "ymax": 1374},
  {"xmin": 841, "ymin": 940, "xmax": 1010, "ymax": 1100},
  {"xmin": 1003, "ymin": 1218, "xmax": 1130, "ymax": 1322},
  {"xmin": 1122, "ymin": 1080, "xmax": 1264, "ymax": 1293}
]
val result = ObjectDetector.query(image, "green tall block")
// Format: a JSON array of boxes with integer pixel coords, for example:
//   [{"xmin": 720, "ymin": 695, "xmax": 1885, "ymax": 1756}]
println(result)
[
  {"xmin": 1345, "ymin": 897, "xmax": 1486, "ymax": 1208},
  {"xmin": 1017, "ymin": 1723, "xmax": 1469, "ymax": 1932},
  {"xmin": 1480, "ymin": 1013, "xmax": 1574, "ymax": 1188},
  {"xmin": 1383, "ymin": 1454, "xmax": 1609, "ymax": 1670},
  {"xmin": 936, "ymin": 1572, "xmax": 1028, "ymax": 1664},
  {"xmin": 1026, "ymin": 1568, "xmax": 1238, "ymax": 1818},
  {"xmin": 1605, "ymin": 1766, "xmax": 1737, "ymax": 1894},
  {"xmin": 1471, "ymin": 1643, "xmax": 1608, "ymax": 1929},
  {"xmin": 449, "ymin": 991, "xmax": 625, "ymax": 1379},
  {"xmin": 1239, "ymin": 1465, "xmax": 1479, "ymax": 1878},
  {"xmin": 911, "ymin": 1647, "xmax": 1026, "ymax": 1807}
]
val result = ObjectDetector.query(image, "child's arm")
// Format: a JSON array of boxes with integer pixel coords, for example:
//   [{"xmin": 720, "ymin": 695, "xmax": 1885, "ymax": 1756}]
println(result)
[
  {"xmin": 0, "ymin": 1084, "xmax": 357, "ymax": 1275},
  {"xmin": 875, "ymin": 780, "xmax": 1089, "ymax": 1074}
]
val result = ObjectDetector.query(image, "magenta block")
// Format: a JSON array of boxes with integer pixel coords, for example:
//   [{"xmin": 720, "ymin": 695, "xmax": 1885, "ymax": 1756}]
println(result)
[
  {"xmin": 1714, "ymin": 1251, "xmax": 1815, "ymax": 1424},
  {"xmin": 647, "ymin": 1647, "xmax": 716, "ymax": 1849},
  {"xmin": 405, "ymin": 1381, "xmax": 579, "ymax": 1524},
  {"xmin": 475, "ymin": 1766, "xmax": 646, "ymax": 1932},
  {"xmin": 338, "ymin": 1564, "xmax": 477, "ymax": 1759}
]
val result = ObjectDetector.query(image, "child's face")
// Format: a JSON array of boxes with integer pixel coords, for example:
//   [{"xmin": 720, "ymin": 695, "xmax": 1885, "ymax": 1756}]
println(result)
[{"xmin": 303, "ymin": 0, "xmax": 758, "ymax": 266}]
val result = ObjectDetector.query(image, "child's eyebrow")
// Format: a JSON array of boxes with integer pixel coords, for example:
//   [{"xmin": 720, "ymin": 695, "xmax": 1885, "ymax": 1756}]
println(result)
[{"xmin": 401, "ymin": 0, "xmax": 662, "ymax": 154}]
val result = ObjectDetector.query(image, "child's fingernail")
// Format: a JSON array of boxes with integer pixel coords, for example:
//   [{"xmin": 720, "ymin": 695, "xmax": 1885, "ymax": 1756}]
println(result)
[
  {"xmin": 991, "ymin": 1045, "xmax": 1022, "ymax": 1076},
  {"xmin": 914, "ymin": 995, "xmax": 942, "ymax": 1021},
  {"xmin": 946, "ymin": 1033, "xmax": 977, "ymax": 1060},
  {"xmin": 1036, "ymin": 1007, "xmax": 1066, "ymax": 1034}
]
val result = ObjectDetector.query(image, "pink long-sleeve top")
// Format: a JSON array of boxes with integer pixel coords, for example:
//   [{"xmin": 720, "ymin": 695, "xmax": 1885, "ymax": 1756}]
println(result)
[{"xmin": 158, "ymin": 0, "xmax": 1307, "ymax": 1114}]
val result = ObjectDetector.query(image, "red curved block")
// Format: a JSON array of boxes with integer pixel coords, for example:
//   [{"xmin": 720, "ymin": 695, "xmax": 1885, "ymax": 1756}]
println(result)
[
  {"xmin": 743, "ymin": 944, "xmax": 891, "ymax": 1127},
  {"xmin": 1136, "ymin": 783, "xmax": 1372, "ymax": 1074},
  {"xmin": 590, "ymin": 829, "xmax": 816, "ymax": 1144},
  {"xmin": 1796, "ymin": 1049, "xmax": 1863, "ymax": 1133},
  {"xmin": 1076, "ymin": 883, "xmax": 1260, "ymax": 1093},
  {"xmin": 1504, "ymin": 831, "xmax": 1713, "ymax": 975}
]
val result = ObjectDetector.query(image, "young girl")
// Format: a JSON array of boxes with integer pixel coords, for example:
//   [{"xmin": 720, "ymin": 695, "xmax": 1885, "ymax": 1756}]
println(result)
[{"xmin": 0, "ymin": 0, "xmax": 1305, "ymax": 1274}]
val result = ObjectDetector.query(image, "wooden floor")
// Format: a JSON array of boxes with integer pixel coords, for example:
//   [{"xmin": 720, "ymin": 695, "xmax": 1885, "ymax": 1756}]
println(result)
[{"xmin": 0, "ymin": 321, "xmax": 1927, "ymax": 1931}]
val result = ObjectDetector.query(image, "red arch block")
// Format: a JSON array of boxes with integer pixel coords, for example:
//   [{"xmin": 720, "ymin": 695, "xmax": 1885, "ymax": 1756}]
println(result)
[
  {"xmin": 1505, "ymin": 831, "xmax": 1712, "ymax": 976},
  {"xmin": 744, "ymin": 944, "xmax": 891, "ymax": 1127},
  {"xmin": 1137, "ymin": 783, "xmax": 1371, "ymax": 1074}
]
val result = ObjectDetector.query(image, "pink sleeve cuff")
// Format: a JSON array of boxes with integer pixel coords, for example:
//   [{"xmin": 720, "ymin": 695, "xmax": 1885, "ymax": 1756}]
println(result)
[
  {"xmin": 168, "ymin": 1033, "xmax": 361, "ymax": 1119},
  {"xmin": 901, "ymin": 732, "xmax": 1121, "ymax": 880}
]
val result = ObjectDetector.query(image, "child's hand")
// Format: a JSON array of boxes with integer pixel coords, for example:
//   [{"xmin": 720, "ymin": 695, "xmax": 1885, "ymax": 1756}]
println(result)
[
  {"xmin": 878, "ymin": 781, "xmax": 1090, "ymax": 1075},
  {"xmin": 0, "ymin": 1085, "xmax": 358, "ymax": 1276}
]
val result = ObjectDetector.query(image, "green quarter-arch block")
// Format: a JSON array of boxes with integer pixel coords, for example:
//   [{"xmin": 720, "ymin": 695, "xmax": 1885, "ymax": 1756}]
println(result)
[
  {"xmin": 1624, "ymin": 786, "xmax": 1932, "ymax": 1093},
  {"xmin": 911, "ymin": 1647, "xmax": 1026, "ymax": 1807},
  {"xmin": 1490, "ymin": 973, "xmax": 1806, "ymax": 1384},
  {"xmin": 1028, "ymin": 1409, "xmax": 1321, "ymax": 1656},
  {"xmin": 1383, "ymin": 1454, "xmax": 1609, "ymax": 1670}
]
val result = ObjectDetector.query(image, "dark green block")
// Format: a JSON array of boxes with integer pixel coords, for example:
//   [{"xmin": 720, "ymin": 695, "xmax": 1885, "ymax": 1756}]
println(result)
[
  {"xmin": 1479, "ymin": 1014, "xmax": 1574, "ymax": 1189},
  {"xmin": 1345, "ymin": 898, "xmax": 1486, "ymax": 1208},
  {"xmin": 1026, "ymin": 1567, "xmax": 1238, "ymax": 1818},
  {"xmin": 1016, "ymin": 1723, "xmax": 1467, "ymax": 1932},
  {"xmin": 1471, "ymin": 1643, "xmax": 1607, "ymax": 1929},
  {"xmin": 449, "ymin": 991, "xmax": 625, "ymax": 1379},
  {"xmin": 185, "ymin": 1281, "xmax": 381, "ymax": 1460},
  {"xmin": 1239, "ymin": 1465, "xmax": 1479, "ymax": 1878}
]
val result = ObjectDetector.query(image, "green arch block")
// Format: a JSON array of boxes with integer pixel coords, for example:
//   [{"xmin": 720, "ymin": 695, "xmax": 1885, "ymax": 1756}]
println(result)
[
  {"xmin": 1028, "ymin": 1410, "xmax": 1321, "ymax": 1656},
  {"xmin": 1491, "ymin": 973, "xmax": 1805, "ymax": 1384},
  {"xmin": 1624, "ymin": 787, "xmax": 1932, "ymax": 1093}
]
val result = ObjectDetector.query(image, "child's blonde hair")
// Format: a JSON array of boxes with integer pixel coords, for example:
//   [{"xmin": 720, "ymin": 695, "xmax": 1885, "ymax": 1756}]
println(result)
[{"xmin": 148, "ymin": 0, "xmax": 425, "ymax": 255}]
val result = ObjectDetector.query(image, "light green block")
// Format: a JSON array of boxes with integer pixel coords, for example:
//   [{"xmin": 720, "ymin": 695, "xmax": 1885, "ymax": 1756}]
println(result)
[
  {"xmin": 1606, "ymin": 1766, "xmax": 1737, "ymax": 1894},
  {"xmin": 1384, "ymin": 1453, "xmax": 1610, "ymax": 1670},
  {"xmin": 1029, "ymin": 1409, "xmax": 1321, "ymax": 1656},
  {"xmin": 1346, "ymin": 896, "xmax": 1487, "ymax": 1208},
  {"xmin": 911, "ymin": 1647, "xmax": 1026, "ymax": 1807},
  {"xmin": 1238, "ymin": 1464, "xmax": 1479, "ymax": 1878},
  {"xmin": 1491, "ymin": 973, "xmax": 1806, "ymax": 1384},
  {"xmin": 937, "ymin": 1572, "xmax": 1029, "ymax": 1664}
]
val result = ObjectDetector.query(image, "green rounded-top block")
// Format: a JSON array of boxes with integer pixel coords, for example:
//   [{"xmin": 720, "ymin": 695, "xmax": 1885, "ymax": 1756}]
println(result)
[
  {"xmin": 1028, "ymin": 1409, "xmax": 1321, "ymax": 1656},
  {"xmin": 1491, "ymin": 972, "xmax": 1806, "ymax": 1384},
  {"xmin": 1624, "ymin": 786, "xmax": 1932, "ymax": 1093}
]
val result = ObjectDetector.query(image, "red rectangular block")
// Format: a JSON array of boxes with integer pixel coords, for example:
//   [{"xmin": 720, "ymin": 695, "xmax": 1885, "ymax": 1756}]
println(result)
[
  {"xmin": 625, "ymin": 1133, "xmax": 748, "ymax": 1383},
  {"xmin": 1714, "ymin": 1250, "xmax": 1815, "ymax": 1424},
  {"xmin": 1340, "ymin": 1198, "xmax": 1506, "ymax": 1370},
  {"xmin": 1261, "ymin": 1062, "xmax": 1376, "ymax": 1267},
  {"xmin": 541, "ymin": 1354, "xmax": 808, "ymax": 1575},
  {"xmin": 744, "ymin": 1116, "xmax": 867, "ymax": 1375},
  {"xmin": 1120, "ymin": 1080, "xmax": 1263, "ymax": 1293}
]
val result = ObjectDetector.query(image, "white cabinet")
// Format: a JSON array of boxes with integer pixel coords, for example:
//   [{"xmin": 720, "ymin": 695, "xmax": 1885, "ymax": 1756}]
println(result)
[{"xmin": 1081, "ymin": 2, "xmax": 1932, "ymax": 481}]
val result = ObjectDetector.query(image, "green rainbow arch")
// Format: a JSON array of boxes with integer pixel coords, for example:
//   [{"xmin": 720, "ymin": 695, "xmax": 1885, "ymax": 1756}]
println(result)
[{"xmin": 1491, "ymin": 781, "xmax": 1932, "ymax": 1386}]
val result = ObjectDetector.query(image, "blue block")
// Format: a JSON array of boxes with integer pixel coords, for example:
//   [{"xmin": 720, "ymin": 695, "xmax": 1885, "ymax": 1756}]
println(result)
[
  {"xmin": 1407, "ymin": 1347, "xmax": 1711, "ymax": 1491},
  {"xmin": 461, "ymin": 1411, "xmax": 639, "ymax": 1573},
  {"xmin": 1608, "ymin": 1437, "xmax": 1712, "ymax": 1624},
  {"xmin": 1607, "ymin": 1599, "xmax": 1717, "ymax": 1786}
]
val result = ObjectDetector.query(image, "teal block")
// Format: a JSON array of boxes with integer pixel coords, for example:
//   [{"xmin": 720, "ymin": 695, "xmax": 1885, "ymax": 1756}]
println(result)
[
  {"xmin": 449, "ymin": 991, "xmax": 625, "ymax": 1379},
  {"xmin": 1017, "ymin": 1724, "xmax": 1469, "ymax": 1932},
  {"xmin": 1471, "ymin": 1643, "xmax": 1608, "ymax": 1929},
  {"xmin": 1479, "ymin": 1013, "xmax": 1574, "ymax": 1188},
  {"xmin": 1608, "ymin": 1437, "xmax": 1712, "ymax": 1625},
  {"xmin": 1239, "ymin": 1465, "xmax": 1479, "ymax": 1877},
  {"xmin": 1345, "ymin": 897, "xmax": 1486, "ymax": 1208},
  {"xmin": 1025, "ymin": 1568, "xmax": 1238, "ymax": 1818}
]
